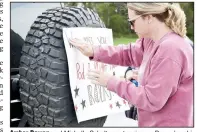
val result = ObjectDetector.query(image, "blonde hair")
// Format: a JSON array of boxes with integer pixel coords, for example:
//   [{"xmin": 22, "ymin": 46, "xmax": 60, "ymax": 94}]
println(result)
[{"xmin": 127, "ymin": 3, "xmax": 187, "ymax": 37}]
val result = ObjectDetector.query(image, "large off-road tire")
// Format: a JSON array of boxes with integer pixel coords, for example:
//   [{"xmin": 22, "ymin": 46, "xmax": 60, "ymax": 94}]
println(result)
[{"xmin": 19, "ymin": 7, "xmax": 107, "ymax": 127}]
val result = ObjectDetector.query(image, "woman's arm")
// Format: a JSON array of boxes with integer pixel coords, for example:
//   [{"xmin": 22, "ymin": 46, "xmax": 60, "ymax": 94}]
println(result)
[
  {"xmin": 107, "ymin": 57, "xmax": 182, "ymax": 112},
  {"xmin": 90, "ymin": 38, "xmax": 153, "ymax": 67}
]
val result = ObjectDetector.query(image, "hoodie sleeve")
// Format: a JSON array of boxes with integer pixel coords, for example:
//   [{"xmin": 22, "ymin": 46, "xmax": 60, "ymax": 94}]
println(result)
[
  {"xmin": 90, "ymin": 38, "xmax": 153, "ymax": 67},
  {"xmin": 107, "ymin": 57, "xmax": 182, "ymax": 112}
]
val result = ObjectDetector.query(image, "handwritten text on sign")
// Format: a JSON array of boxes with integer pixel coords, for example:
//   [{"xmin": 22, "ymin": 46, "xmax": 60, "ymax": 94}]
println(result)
[{"xmin": 63, "ymin": 28, "xmax": 129, "ymax": 122}]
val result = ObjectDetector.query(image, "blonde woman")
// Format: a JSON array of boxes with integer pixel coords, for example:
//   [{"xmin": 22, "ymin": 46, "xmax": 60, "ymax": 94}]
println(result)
[{"xmin": 69, "ymin": 3, "xmax": 193, "ymax": 127}]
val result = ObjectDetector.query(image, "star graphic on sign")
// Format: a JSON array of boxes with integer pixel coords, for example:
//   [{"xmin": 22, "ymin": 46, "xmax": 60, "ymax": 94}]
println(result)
[
  {"xmin": 74, "ymin": 105, "xmax": 78, "ymax": 112},
  {"xmin": 109, "ymin": 104, "xmax": 113, "ymax": 109},
  {"xmin": 116, "ymin": 101, "xmax": 121, "ymax": 108},
  {"xmin": 74, "ymin": 86, "xmax": 79, "ymax": 98},
  {"xmin": 128, "ymin": 101, "xmax": 130, "ymax": 105},
  {"xmin": 81, "ymin": 99, "xmax": 86, "ymax": 109},
  {"xmin": 123, "ymin": 100, "xmax": 127, "ymax": 105}
]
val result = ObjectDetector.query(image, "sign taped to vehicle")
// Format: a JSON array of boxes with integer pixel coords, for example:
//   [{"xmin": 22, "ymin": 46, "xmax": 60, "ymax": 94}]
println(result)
[{"xmin": 63, "ymin": 28, "xmax": 130, "ymax": 123}]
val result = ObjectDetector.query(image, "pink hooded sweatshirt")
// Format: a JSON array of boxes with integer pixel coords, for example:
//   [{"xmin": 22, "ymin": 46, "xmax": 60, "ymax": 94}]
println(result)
[{"xmin": 91, "ymin": 32, "xmax": 193, "ymax": 127}]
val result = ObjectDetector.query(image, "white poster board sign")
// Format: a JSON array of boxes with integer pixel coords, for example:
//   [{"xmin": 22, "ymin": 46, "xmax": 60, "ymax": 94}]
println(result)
[{"xmin": 63, "ymin": 28, "xmax": 130, "ymax": 123}]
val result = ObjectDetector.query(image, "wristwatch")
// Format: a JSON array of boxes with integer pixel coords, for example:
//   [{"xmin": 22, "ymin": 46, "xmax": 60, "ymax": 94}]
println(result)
[{"xmin": 124, "ymin": 67, "xmax": 138, "ymax": 87}]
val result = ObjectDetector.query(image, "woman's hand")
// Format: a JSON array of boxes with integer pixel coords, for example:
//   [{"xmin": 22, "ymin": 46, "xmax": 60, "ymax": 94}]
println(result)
[
  {"xmin": 69, "ymin": 38, "xmax": 94, "ymax": 57},
  {"xmin": 87, "ymin": 70, "xmax": 113, "ymax": 87}
]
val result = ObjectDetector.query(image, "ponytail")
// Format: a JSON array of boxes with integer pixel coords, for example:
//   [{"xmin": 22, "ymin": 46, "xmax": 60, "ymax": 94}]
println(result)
[{"xmin": 164, "ymin": 4, "xmax": 187, "ymax": 37}]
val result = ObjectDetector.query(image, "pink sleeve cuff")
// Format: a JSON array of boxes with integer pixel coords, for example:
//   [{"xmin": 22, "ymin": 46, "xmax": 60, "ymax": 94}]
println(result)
[{"xmin": 89, "ymin": 45, "xmax": 100, "ymax": 61}]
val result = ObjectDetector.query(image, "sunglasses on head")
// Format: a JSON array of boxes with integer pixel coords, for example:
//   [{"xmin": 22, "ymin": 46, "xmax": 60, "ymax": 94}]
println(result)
[{"xmin": 128, "ymin": 19, "xmax": 135, "ymax": 27}]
